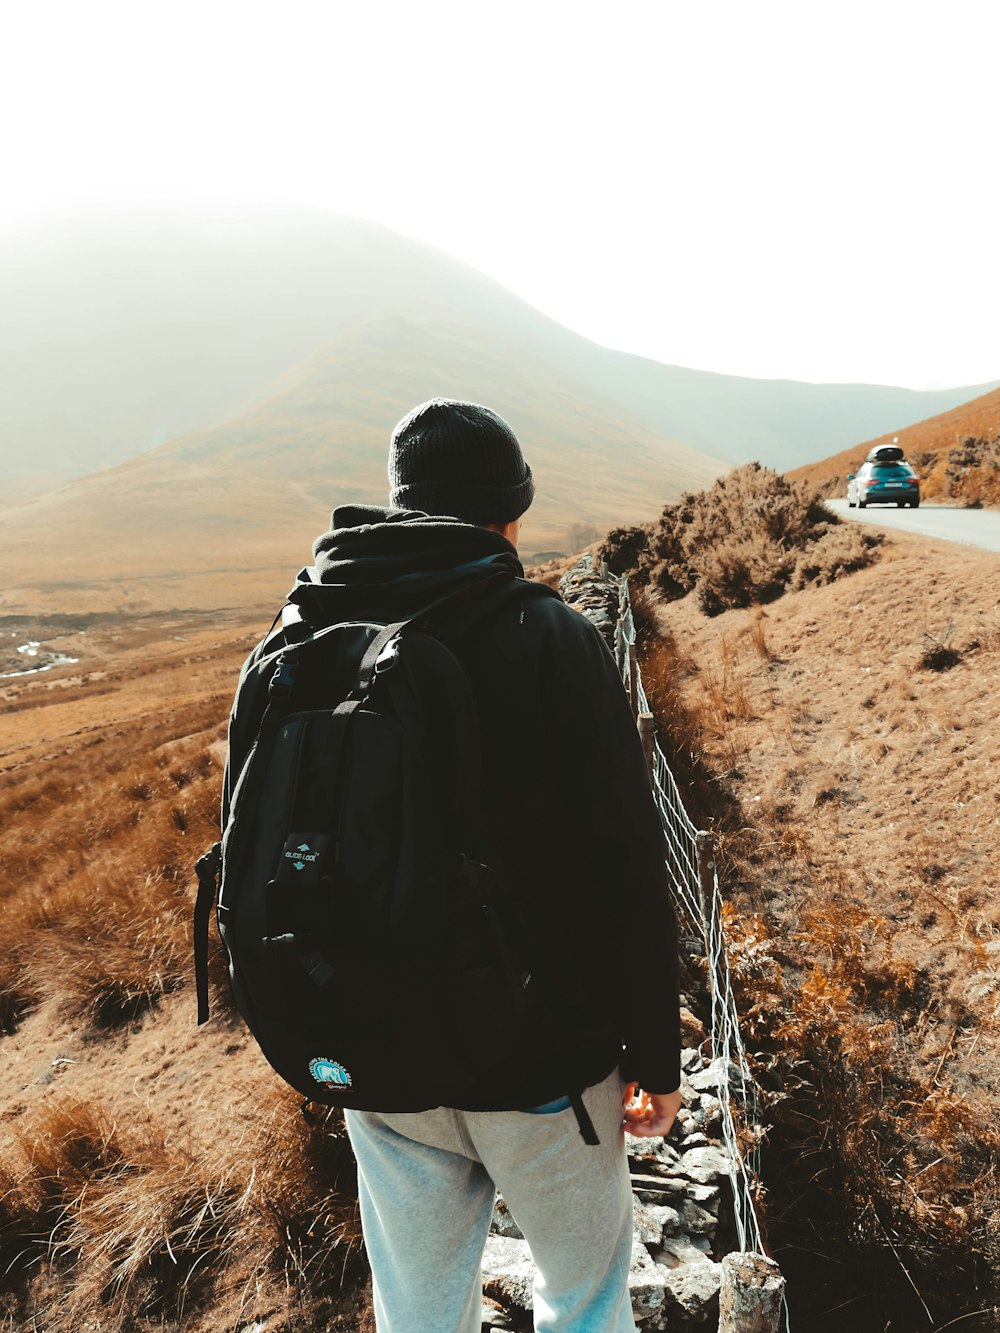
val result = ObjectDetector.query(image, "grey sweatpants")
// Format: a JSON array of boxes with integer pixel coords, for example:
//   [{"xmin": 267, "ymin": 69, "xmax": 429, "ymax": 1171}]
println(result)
[{"xmin": 344, "ymin": 1070, "xmax": 636, "ymax": 1333}]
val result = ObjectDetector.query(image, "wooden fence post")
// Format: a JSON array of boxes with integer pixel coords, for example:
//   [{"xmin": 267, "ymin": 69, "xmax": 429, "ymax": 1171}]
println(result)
[
  {"xmin": 614, "ymin": 618, "xmax": 626, "ymax": 675},
  {"xmin": 695, "ymin": 829, "xmax": 716, "ymax": 941},
  {"xmin": 718, "ymin": 1252, "xmax": 785, "ymax": 1332},
  {"xmin": 627, "ymin": 642, "xmax": 639, "ymax": 718},
  {"xmin": 637, "ymin": 712, "xmax": 655, "ymax": 781}
]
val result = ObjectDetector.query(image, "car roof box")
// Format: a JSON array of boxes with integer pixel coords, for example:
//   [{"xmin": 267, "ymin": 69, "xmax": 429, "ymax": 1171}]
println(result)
[{"xmin": 868, "ymin": 445, "xmax": 905, "ymax": 462}]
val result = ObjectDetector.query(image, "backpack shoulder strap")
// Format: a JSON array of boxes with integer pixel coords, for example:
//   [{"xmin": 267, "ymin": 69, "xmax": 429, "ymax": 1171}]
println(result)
[{"xmin": 350, "ymin": 569, "xmax": 516, "ymax": 698}]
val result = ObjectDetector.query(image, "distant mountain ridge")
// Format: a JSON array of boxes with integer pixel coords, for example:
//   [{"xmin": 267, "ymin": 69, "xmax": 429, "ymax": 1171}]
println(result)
[
  {"xmin": 1, "ymin": 209, "xmax": 996, "ymax": 492},
  {"xmin": 0, "ymin": 318, "xmax": 724, "ymax": 614}
]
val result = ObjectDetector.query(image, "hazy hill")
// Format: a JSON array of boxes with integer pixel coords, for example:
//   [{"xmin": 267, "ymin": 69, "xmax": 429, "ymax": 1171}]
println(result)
[
  {"xmin": 787, "ymin": 384, "xmax": 1000, "ymax": 505},
  {"xmin": 0, "ymin": 318, "xmax": 723, "ymax": 614},
  {"xmin": 2, "ymin": 210, "xmax": 997, "ymax": 491}
]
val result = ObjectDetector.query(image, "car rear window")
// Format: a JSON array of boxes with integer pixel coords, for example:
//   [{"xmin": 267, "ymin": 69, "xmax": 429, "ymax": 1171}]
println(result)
[{"xmin": 871, "ymin": 464, "xmax": 914, "ymax": 477}]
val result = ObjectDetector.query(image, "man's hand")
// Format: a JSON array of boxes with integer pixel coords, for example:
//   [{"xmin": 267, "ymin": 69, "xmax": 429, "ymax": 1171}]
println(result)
[{"xmin": 623, "ymin": 1083, "xmax": 682, "ymax": 1137}]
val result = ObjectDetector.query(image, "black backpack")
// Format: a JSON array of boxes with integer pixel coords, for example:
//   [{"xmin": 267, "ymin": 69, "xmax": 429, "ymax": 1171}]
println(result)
[{"xmin": 193, "ymin": 572, "xmax": 600, "ymax": 1142}]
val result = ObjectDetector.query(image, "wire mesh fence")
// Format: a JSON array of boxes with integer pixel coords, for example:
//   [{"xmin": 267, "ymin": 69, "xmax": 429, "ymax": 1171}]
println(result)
[{"xmin": 613, "ymin": 573, "xmax": 768, "ymax": 1261}]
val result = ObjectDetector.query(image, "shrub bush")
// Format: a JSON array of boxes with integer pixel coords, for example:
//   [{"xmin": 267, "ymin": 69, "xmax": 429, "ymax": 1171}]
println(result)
[
  {"xmin": 599, "ymin": 525, "xmax": 649, "ymax": 576},
  {"xmin": 598, "ymin": 462, "xmax": 882, "ymax": 615},
  {"xmin": 789, "ymin": 522, "xmax": 880, "ymax": 589},
  {"xmin": 696, "ymin": 532, "xmax": 790, "ymax": 616}
]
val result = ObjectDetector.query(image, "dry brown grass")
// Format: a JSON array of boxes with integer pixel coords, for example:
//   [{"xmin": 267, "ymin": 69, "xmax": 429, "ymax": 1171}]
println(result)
[
  {"xmin": 627, "ymin": 591, "xmax": 733, "ymax": 832},
  {"xmin": 641, "ymin": 531, "xmax": 1000, "ymax": 1324},
  {"xmin": 1, "ymin": 1088, "xmax": 364, "ymax": 1330},
  {"xmin": 0, "ymin": 616, "xmax": 373, "ymax": 1330},
  {"xmin": 723, "ymin": 887, "xmax": 1000, "ymax": 1285},
  {"xmin": 0, "ymin": 709, "xmax": 223, "ymax": 1031},
  {"xmin": 747, "ymin": 608, "xmax": 773, "ymax": 661}
]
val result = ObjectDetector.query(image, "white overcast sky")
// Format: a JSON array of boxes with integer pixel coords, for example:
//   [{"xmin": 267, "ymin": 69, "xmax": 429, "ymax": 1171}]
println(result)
[{"xmin": 1, "ymin": 0, "xmax": 997, "ymax": 388}]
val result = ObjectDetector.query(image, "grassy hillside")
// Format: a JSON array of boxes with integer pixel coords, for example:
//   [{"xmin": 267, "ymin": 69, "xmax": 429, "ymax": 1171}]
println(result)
[
  {"xmin": 0, "ymin": 613, "xmax": 375, "ymax": 1331},
  {"xmin": 598, "ymin": 463, "xmax": 1000, "ymax": 1323},
  {"xmin": 637, "ymin": 536, "xmax": 1000, "ymax": 1328},
  {"xmin": 2, "ymin": 210, "xmax": 997, "ymax": 491},
  {"xmin": 787, "ymin": 385, "xmax": 1000, "ymax": 506},
  {"xmin": 0, "ymin": 318, "xmax": 725, "ymax": 616}
]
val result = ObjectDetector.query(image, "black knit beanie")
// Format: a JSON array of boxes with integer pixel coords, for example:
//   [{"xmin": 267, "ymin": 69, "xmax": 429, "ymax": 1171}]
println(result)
[{"xmin": 388, "ymin": 399, "xmax": 534, "ymax": 524}]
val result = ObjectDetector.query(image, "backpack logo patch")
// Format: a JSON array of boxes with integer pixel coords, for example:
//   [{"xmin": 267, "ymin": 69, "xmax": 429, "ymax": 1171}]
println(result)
[
  {"xmin": 308, "ymin": 1057, "xmax": 353, "ymax": 1088},
  {"xmin": 278, "ymin": 833, "xmax": 330, "ymax": 885},
  {"xmin": 286, "ymin": 842, "xmax": 318, "ymax": 871}
]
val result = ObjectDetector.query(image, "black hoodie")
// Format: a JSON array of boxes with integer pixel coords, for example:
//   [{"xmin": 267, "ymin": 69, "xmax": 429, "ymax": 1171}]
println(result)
[{"xmin": 225, "ymin": 505, "xmax": 681, "ymax": 1101}]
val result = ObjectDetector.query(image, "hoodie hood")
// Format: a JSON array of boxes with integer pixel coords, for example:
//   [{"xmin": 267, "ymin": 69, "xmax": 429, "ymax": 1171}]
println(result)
[{"xmin": 289, "ymin": 504, "xmax": 524, "ymax": 625}]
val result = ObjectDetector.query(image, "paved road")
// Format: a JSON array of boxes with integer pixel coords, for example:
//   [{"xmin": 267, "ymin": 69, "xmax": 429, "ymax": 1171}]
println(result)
[{"xmin": 825, "ymin": 498, "xmax": 1000, "ymax": 555}]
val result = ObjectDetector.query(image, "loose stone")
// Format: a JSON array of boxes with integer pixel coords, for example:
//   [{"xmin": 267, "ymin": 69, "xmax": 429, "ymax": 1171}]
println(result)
[
  {"xmin": 633, "ymin": 1198, "xmax": 683, "ymax": 1246},
  {"xmin": 490, "ymin": 1195, "xmax": 523, "ymax": 1239},
  {"xmin": 661, "ymin": 1259, "xmax": 723, "ymax": 1322},
  {"xmin": 481, "ymin": 1236, "xmax": 535, "ymax": 1312},
  {"xmin": 681, "ymin": 1200, "xmax": 719, "ymax": 1236},
  {"xmin": 628, "ymin": 1241, "xmax": 669, "ymax": 1321},
  {"xmin": 653, "ymin": 1234, "xmax": 715, "ymax": 1269}
]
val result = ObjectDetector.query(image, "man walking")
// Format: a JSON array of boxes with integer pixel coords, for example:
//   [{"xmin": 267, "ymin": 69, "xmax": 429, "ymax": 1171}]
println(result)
[{"xmin": 225, "ymin": 398, "xmax": 682, "ymax": 1331}]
